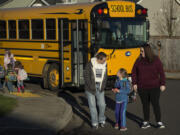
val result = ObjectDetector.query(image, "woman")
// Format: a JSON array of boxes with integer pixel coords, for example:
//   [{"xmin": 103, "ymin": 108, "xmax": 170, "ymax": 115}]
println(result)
[
  {"xmin": 4, "ymin": 49, "xmax": 16, "ymax": 70},
  {"xmin": 132, "ymin": 45, "xmax": 166, "ymax": 129}
]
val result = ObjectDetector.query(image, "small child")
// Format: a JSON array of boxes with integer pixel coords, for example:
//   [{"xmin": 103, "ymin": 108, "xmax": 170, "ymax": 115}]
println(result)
[
  {"xmin": 15, "ymin": 61, "xmax": 27, "ymax": 93},
  {"xmin": 112, "ymin": 68, "xmax": 130, "ymax": 131},
  {"xmin": 5, "ymin": 63, "xmax": 17, "ymax": 93}
]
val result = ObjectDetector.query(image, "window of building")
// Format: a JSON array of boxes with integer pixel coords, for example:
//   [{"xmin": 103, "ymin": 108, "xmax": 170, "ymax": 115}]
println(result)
[
  {"xmin": 18, "ymin": 20, "xmax": 29, "ymax": 39},
  {"xmin": 8, "ymin": 20, "xmax": 16, "ymax": 39},
  {"xmin": 46, "ymin": 19, "xmax": 56, "ymax": 40},
  {"xmin": 0, "ymin": 20, "xmax": 7, "ymax": 39},
  {"xmin": 31, "ymin": 19, "xmax": 44, "ymax": 39}
]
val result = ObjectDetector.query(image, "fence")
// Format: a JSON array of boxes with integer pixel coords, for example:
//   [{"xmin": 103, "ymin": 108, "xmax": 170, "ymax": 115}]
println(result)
[{"xmin": 150, "ymin": 37, "xmax": 180, "ymax": 72}]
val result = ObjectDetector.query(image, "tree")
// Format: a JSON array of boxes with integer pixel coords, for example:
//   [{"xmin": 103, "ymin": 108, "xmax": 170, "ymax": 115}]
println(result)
[{"xmin": 154, "ymin": 0, "xmax": 180, "ymax": 37}]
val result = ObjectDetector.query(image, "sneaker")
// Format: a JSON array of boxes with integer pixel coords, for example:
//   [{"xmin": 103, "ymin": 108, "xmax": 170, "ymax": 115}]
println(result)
[
  {"xmin": 99, "ymin": 121, "xmax": 106, "ymax": 128},
  {"xmin": 100, "ymin": 123, "xmax": 105, "ymax": 128},
  {"xmin": 114, "ymin": 123, "xmax": 119, "ymax": 129},
  {"xmin": 92, "ymin": 125, "xmax": 98, "ymax": 130},
  {"xmin": 120, "ymin": 127, "xmax": 127, "ymax": 131},
  {"xmin": 141, "ymin": 121, "xmax": 151, "ymax": 129},
  {"xmin": 157, "ymin": 122, "xmax": 165, "ymax": 129}
]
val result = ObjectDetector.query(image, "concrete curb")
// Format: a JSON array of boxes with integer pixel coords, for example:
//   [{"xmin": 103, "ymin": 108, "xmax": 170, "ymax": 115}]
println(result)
[
  {"xmin": 55, "ymin": 97, "xmax": 73, "ymax": 132},
  {"xmin": 0, "ymin": 92, "xmax": 73, "ymax": 133},
  {"xmin": 165, "ymin": 72, "xmax": 180, "ymax": 80}
]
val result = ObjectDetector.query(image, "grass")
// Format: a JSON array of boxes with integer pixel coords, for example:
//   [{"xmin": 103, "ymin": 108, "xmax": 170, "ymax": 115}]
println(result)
[{"xmin": 0, "ymin": 95, "xmax": 17, "ymax": 117}]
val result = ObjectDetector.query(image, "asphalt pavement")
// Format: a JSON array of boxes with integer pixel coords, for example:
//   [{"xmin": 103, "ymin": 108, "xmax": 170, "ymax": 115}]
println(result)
[{"xmin": 59, "ymin": 79, "xmax": 180, "ymax": 135}]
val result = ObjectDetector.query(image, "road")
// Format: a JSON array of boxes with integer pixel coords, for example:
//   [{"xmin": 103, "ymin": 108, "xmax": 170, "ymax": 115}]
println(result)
[
  {"xmin": 57, "ymin": 79, "xmax": 180, "ymax": 135},
  {"xmin": 23, "ymin": 79, "xmax": 180, "ymax": 135}
]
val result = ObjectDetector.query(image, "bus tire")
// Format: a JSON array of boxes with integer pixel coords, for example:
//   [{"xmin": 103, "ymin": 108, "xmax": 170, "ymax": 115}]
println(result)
[{"xmin": 47, "ymin": 63, "xmax": 60, "ymax": 91}]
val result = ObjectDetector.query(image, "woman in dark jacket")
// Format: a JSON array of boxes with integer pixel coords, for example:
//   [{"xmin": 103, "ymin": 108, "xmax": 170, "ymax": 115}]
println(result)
[{"xmin": 132, "ymin": 45, "xmax": 166, "ymax": 129}]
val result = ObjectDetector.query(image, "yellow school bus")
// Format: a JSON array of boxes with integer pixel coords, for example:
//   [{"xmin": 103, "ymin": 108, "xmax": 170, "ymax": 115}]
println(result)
[{"xmin": 0, "ymin": 1, "xmax": 149, "ymax": 90}]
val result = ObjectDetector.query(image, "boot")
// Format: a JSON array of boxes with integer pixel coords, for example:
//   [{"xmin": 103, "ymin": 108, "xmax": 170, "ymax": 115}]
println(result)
[
  {"xmin": 17, "ymin": 87, "xmax": 21, "ymax": 93},
  {"xmin": 21, "ymin": 86, "xmax": 25, "ymax": 93}
]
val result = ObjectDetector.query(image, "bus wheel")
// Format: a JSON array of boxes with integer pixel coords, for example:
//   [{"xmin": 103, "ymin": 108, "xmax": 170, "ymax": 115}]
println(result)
[{"xmin": 47, "ymin": 64, "xmax": 60, "ymax": 91}]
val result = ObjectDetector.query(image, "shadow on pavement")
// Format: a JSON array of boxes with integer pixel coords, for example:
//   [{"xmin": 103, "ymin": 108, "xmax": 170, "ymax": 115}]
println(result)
[
  {"xmin": 0, "ymin": 116, "xmax": 56, "ymax": 135},
  {"xmin": 78, "ymin": 95, "xmax": 115, "ymax": 127},
  {"xmin": 58, "ymin": 90, "xmax": 92, "ymax": 127},
  {"xmin": 105, "ymin": 95, "xmax": 143, "ymax": 127}
]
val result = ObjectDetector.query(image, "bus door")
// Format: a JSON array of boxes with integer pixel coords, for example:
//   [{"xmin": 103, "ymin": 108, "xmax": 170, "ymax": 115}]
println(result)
[
  {"xmin": 58, "ymin": 19, "xmax": 72, "ymax": 88},
  {"xmin": 71, "ymin": 20, "xmax": 88, "ymax": 87}
]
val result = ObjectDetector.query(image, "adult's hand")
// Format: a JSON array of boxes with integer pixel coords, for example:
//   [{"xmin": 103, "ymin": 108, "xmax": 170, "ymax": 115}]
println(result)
[
  {"xmin": 133, "ymin": 84, "xmax": 138, "ymax": 92},
  {"xmin": 160, "ymin": 85, "xmax": 166, "ymax": 92}
]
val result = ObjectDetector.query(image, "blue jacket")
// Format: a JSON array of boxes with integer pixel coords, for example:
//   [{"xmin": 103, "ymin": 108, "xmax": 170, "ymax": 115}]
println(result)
[{"xmin": 114, "ymin": 78, "xmax": 131, "ymax": 102}]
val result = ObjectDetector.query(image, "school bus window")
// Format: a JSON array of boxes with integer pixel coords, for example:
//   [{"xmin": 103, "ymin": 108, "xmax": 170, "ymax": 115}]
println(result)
[
  {"xmin": 58, "ymin": 19, "xmax": 69, "ymax": 41},
  {"xmin": 31, "ymin": 19, "xmax": 44, "ymax": 40},
  {"xmin": 46, "ymin": 19, "xmax": 56, "ymax": 40},
  {"xmin": 0, "ymin": 20, "xmax": 7, "ymax": 39},
  {"xmin": 8, "ymin": 20, "xmax": 16, "ymax": 39},
  {"xmin": 18, "ymin": 20, "xmax": 29, "ymax": 39}
]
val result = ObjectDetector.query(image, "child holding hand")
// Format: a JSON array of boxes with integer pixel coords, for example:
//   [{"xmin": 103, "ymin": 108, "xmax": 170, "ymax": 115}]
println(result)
[{"xmin": 112, "ymin": 68, "xmax": 130, "ymax": 131}]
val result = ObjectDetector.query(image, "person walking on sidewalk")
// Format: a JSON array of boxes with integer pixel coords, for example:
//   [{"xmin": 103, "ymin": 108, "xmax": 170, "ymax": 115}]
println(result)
[
  {"xmin": 132, "ymin": 44, "xmax": 166, "ymax": 129},
  {"xmin": 84, "ymin": 52, "xmax": 107, "ymax": 129},
  {"xmin": 112, "ymin": 68, "xmax": 130, "ymax": 131}
]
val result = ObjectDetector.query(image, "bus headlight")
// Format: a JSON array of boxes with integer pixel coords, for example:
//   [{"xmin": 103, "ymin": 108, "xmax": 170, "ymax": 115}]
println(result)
[{"xmin": 66, "ymin": 67, "xmax": 70, "ymax": 71}]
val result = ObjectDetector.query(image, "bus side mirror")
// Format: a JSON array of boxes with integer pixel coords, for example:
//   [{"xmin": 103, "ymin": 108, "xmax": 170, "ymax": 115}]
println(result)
[{"xmin": 157, "ymin": 41, "xmax": 161, "ymax": 50}]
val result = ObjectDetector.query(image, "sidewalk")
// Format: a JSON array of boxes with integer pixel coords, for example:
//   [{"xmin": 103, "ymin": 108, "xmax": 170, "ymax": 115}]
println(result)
[
  {"xmin": 0, "ymin": 92, "xmax": 73, "ymax": 135},
  {"xmin": 165, "ymin": 72, "xmax": 180, "ymax": 79}
]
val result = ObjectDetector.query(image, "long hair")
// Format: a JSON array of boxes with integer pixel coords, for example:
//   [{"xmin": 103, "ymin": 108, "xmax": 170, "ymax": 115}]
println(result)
[
  {"xmin": 118, "ymin": 68, "xmax": 128, "ymax": 88},
  {"xmin": 141, "ymin": 45, "xmax": 156, "ymax": 63}
]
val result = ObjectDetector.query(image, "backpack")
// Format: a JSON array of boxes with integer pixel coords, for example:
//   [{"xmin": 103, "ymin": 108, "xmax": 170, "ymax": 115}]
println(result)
[
  {"xmin": 6, "ymin": 70, "xmax": 17, "ymax": 81},
  {"xmin": 0, "ymin": 65, "xmax": 5, "ymax": 78},
  {"xmin": 128, "ymin": 91, "xmax": 136, "ymax": 103}
]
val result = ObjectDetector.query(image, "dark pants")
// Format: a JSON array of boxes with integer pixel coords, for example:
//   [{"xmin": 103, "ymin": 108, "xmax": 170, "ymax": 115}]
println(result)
[
  {"xmin": 0, "ymin": 79, "xmax": 2, "ymax": 89},
  {"xmin": 115, "ymin": 101, "xmax": 128, "ymax": 127},
  {"xmin": 138, "ymin": 88, "xmax": 161, "ymax": 122}
]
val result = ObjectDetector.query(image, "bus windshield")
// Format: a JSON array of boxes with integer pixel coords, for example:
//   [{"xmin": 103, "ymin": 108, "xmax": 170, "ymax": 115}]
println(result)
[{"xmin": 92, "ymin": 18, "xmax": 148, "ymax": 49}]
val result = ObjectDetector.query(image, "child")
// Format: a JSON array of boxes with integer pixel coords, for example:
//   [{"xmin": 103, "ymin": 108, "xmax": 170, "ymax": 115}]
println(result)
[
  {"xmin": 15, "ymin": 61, "xmax": 27, "ymax": 93},
  {"xmin": 112, "ymin": 68, "xmax": 130, "ymax": 131},
  {"xmin": 5, "ymin": 64, "xmax": 17, "ymax": 93}
]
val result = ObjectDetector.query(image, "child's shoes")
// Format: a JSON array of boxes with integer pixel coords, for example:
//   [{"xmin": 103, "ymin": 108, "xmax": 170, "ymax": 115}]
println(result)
[
  {"xmin": 17, "ymin": 87, "xmax": 21, "ymax": 93},
  {"xmin": 21, "ymin": 86, "xmax": 25, "ymax": 93},
  {"xmin": 114, "ymin": 123, "xmax": 119, "ymax": 129},
  {"xmin": 120, "ymin": 127, "xmax": 127, "ymax": 131}
]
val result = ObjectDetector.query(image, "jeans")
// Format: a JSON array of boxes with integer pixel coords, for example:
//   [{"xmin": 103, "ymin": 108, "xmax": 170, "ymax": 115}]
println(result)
[
  {"xmin": 115, "ymin": 101, "xmax": 128, "ymax": 127},
  {"xmin": 85, "ymin": 90, "xmax": 106, "ymax": 126},
  {"xmin": 7, "ymin": 81, "xmax": 14, "ymax": 92},
  {"xmin": 17, "ymin": 80, "xmax": 24, "ymax": 87},
  {"xmin": 138, "ymin": 88, "xmax": 161, "ymax": 122}
]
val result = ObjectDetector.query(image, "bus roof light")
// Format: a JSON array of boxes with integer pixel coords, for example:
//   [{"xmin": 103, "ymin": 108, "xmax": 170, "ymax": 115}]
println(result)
[
  {"xmin": 103, "ymin": 8, "xmax": 108, "ymax": 14},
  {"xmin": 98, "ymin": 9, "xmax": 103, "ymax": 15},
  {"xmin": 142, "ymin": 9, "xmax": 147, "ymax": 15},
  {"xmin": 137, "ymin": 9, "xmax": 142, "ymax": 15}
]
